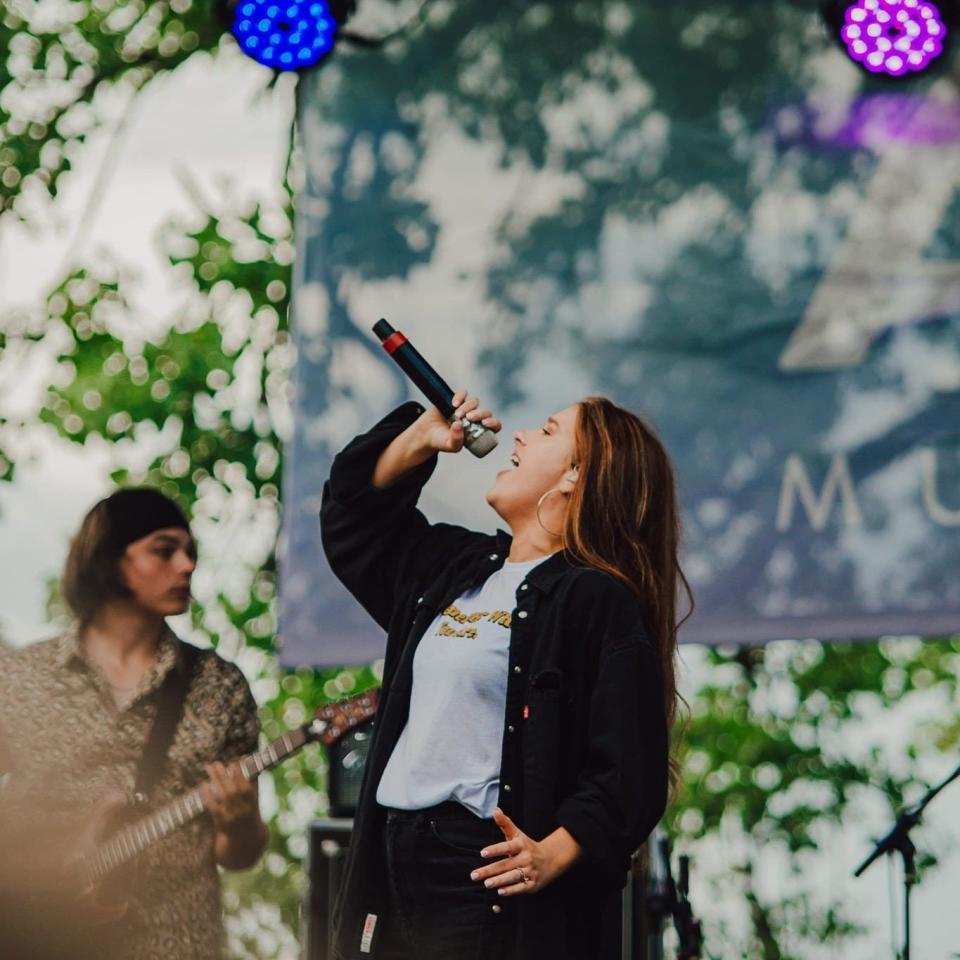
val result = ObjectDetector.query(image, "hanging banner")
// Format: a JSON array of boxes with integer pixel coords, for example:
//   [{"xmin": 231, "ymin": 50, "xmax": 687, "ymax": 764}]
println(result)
[{"xmin": 280, "ymin": 0, "xmax": 960, "ymax": 666}]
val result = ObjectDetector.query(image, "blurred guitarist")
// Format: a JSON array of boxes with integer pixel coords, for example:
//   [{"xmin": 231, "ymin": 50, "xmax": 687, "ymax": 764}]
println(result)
[{"xmin": 0, "ymin": 487, "xmax": 267, "ymax": 959}]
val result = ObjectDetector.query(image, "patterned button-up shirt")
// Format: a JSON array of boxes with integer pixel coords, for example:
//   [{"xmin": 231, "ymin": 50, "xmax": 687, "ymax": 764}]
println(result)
[{"xmin": 0, "ymin": 625, "xmax": 260, "ymax": 960}]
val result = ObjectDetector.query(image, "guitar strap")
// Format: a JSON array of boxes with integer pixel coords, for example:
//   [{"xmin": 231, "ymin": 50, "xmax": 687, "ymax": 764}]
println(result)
[{"xmin": 133, "ymin": 641, "xmax": 201, "ymax": 803}]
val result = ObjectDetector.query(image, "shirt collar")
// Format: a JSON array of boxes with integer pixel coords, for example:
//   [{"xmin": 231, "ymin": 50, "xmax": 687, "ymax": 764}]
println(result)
[
  {"xmin": 54, "ymin": 624, "xmax": 85, "ymax": 669},
  {"xmin": 54, "ymin": 621, "xmax": 183, "ymax": 684},
  {"xmin": 148, "ymin": 628, "xmax": 183, "ymax": 688}
]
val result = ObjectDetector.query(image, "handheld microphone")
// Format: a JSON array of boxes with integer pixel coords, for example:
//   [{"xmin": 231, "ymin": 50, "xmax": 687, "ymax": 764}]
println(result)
[{"xmin": 372, "ymin": 319, "xmax": 498, "ymax": 458}]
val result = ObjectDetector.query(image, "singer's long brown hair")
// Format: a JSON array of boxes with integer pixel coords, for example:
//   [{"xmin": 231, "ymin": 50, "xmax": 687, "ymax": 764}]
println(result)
[{"xmin": 563, "ymin": 397, "xmax": 692, "ymax": 788}]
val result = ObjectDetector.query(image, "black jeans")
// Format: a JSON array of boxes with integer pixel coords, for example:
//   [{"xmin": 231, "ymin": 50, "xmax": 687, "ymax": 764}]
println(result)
[{"xmin": 377, "ymin": 801, "xmax": 512, "ymax": 960}]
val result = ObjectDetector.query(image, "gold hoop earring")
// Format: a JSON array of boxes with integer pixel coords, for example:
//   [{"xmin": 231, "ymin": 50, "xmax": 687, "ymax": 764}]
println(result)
[{"xmin": 536, "ymin": 488, "xmax": 566, "ymax": 538}]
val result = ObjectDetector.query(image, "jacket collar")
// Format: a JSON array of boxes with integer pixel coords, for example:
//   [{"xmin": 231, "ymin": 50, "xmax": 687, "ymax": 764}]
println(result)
[{"xmin": 492, "ymin": 529, "xmax": 578, "ymax": 595}]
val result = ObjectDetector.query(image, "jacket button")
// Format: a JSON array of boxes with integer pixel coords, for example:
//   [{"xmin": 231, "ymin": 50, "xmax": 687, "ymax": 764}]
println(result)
[
  {"xmin": 507, "ymin": 724, "xmax": 515, "ymax": 733},
  {"xmin": 491, "ymin": 905, "xmax": 502, "ymax": 914},
  {"xmin": 502, "ymin": 783, "xmax": 512, "ymax": 792},
  {"xmin": 520, "ymin": 583, "xmax": 528, "ymax": 591},
  {"xmin": 517, "ymin": 610, "xmax": 528, "ymax": 619},
  {"xmin": 513, "ymin": 665, "xmax": 522, "ymax": 674},
  {"xmin": 489, "ymin": 553, "xmax": 499, "ymax": 561},
  {"xmin": 417, "ymin": 596, "xmax": 424, "ymax": 604}
]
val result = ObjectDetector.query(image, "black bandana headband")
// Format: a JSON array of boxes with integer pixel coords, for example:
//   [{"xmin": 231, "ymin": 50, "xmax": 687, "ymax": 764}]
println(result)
[{"xmin": 101, "ymin": 488, "xmax": 190, "ymax": 551}]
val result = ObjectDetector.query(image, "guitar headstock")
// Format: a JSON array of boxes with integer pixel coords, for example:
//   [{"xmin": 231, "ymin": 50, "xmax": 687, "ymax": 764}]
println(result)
[{"xmin": 306, "ymin": 688, "xmax": 381, "ymax": 746}]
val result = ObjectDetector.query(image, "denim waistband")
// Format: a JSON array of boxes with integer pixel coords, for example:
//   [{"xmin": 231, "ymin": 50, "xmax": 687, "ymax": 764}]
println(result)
[{"xmin": 380, "ymin": 800, "xmax": 486, "ymax": 822}]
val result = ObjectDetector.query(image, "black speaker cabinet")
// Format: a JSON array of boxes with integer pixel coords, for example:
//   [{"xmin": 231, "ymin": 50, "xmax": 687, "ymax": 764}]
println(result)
[{"xmin": 304, "ymin": 818, "xmax": 353, "ymax": 960}]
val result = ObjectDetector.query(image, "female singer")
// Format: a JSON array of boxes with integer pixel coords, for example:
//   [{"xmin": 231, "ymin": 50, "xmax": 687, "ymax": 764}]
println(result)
[{"xmin": 321, "ymin": 389, "xmax": 690, "ymax": 960}]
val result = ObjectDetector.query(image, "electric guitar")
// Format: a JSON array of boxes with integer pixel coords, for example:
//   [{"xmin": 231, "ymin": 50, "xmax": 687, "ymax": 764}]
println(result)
[{"xmin": 72, "ymin": 688, "xmax": 379, "ymax": 916}]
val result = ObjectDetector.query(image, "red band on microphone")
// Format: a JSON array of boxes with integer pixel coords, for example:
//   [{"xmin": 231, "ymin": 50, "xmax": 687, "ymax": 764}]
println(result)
[{"xmin": 381, "ymin": 331, "xmax": 408, "ymax": 355}]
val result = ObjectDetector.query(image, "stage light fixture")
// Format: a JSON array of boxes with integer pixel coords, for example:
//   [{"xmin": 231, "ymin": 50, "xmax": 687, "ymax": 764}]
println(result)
[
  {"xmin": 836, "ymin": 0, "xmax": 949, "ymax": 76},
  {"xmin": 228, "ymin": 0, "xmax": 353, "ymax": 71}
]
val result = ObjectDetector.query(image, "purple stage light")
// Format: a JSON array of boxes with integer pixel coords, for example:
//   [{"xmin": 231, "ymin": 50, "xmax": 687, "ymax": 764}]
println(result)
[{"xmin": 840, "ymin": 0, "xmax": 947, "ymax": 76}]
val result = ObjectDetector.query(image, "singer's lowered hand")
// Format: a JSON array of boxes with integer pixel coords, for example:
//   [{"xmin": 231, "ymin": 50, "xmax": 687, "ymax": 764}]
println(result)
[{"xmin": 372, "ymin": 389, "xmax": 501, "ymax": 488}]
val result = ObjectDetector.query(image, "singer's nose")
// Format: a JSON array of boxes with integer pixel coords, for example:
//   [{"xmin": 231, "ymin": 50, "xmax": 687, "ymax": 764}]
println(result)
[{"xmin": 513, "ymin": 431, "xmax": 526, "ymax": 447}]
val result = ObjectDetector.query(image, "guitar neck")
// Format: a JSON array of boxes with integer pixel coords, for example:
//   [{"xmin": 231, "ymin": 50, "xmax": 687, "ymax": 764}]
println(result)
[{"xmin": 85, "ymin": 726, "xmax": 311, "ymax": 883}]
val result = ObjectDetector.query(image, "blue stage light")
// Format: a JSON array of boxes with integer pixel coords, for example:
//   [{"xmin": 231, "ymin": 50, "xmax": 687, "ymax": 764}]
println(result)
[{"xmin": 231, "ymin": 0, "xmax": 337, "ymax": 70}]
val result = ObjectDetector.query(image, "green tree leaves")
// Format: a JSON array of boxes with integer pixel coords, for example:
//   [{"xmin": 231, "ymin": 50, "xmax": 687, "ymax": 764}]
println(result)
[
  {"xmin": 0, "ymin": 0, "xmax": 224, "ymax": 218},
  {"xmin": 673, "ymin": 636, "xmax": 960, "ymax": 957}
]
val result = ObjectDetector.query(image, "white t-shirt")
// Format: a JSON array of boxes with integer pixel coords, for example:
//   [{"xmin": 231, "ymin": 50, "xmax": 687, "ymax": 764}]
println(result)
[{"xmin": 376, "ymin": 554, "xmax": 550, "ymax": 818}]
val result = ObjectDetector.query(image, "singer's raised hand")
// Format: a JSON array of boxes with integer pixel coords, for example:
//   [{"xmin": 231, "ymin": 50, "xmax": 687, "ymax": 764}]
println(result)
[
  {"xmin": 414, "ymin": 388, "xmax": 502, "ymax": 454},
  {"xmin": 372, "ymin": 389, "xmax": 502, "ymax": 489}
]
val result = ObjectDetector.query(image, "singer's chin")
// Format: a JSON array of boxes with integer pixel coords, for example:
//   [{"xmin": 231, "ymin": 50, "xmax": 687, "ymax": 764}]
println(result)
[{"xmin": 486, "ymin": 468, "xmax": 514, "ymax": 511}]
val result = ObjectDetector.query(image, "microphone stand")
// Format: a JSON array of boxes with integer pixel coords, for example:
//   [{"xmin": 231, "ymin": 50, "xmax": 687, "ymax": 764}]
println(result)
[
  {"xmin": 853, "ymin": 761, "xmax": 960, "ymax": 960},
  {"xmin": 673, "ymin": 852, "xmax": 704, "ymax": 960},
  {"xmin": 653, "ymin": 835, "xmax": 703, "ymax": 960}
]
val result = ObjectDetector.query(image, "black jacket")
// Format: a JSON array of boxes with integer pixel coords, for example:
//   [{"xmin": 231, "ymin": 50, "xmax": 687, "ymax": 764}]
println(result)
[{"xmin": 320, "ymin": 402, "xmax": 668, "ymax": 960}]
